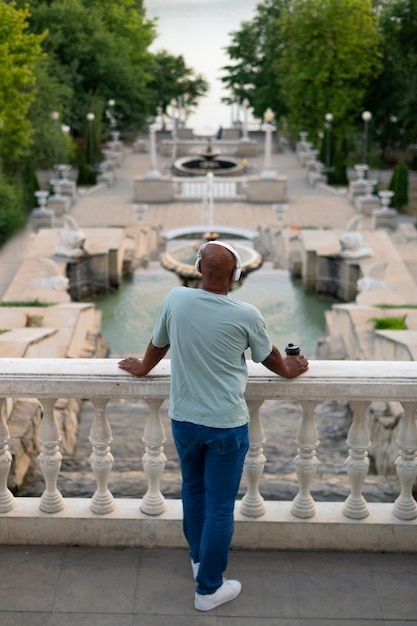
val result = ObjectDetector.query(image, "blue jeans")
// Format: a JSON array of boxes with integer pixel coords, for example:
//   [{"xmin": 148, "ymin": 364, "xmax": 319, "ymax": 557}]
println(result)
[{"xmin": 171, "ymin": 419, "xmax": 249, "ymax": 595}]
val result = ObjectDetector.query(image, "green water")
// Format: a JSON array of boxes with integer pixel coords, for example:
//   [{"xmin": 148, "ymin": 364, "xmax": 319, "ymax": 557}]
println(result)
[{"xmin": 91, "ymin": 263, "xmax": 335, "ymax": 358}]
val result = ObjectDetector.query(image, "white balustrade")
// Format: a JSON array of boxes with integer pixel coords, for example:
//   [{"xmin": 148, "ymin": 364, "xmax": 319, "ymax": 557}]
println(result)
[
  {"xmin": 393, "ymin": 401, "xmax": 417, "ymax": 520},
  {"xmin": 89, "ymin": 398, "xmax": 114, "ymax": 514},
  {"xmin": 0, "ymin": 359, "xmax": 416, "ymax": 546},
  {"xmin": 291, "ymin": 400, "xmax": 319, "ymax": 519},
  {"xmin": 241, "ymin": 399, "xmax": 266, "ymax": 517},
  {"xmin": 141, "ymin": 398, "xmax": 167, "ymax": 515},
  {"xmin": 174, "ymin": 177, "xmax": 238, "ymax": 199},
  {"xmin": 38, "ymin": 397, "xmax": 64, "ymax": 513},
  {"xmin": 343, "ymin": 400, "xmax": 371, "ymax": 519},
  {"xmin": 0, "ymin": 398, "xmax": 14, "ymax": 513}
]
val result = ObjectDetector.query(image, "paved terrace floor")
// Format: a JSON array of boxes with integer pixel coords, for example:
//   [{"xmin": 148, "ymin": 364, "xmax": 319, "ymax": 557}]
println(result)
[
  {"xmin": 1, "ymin": 544, "xmax": 416, "ymax": 625},
  {"xmin": 1, "ymin": 137, "xmax": 416, "ymax": 624}
]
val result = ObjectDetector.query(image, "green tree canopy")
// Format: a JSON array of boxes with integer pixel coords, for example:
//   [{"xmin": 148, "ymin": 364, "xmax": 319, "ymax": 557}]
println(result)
[
  {"xmin": 276, "ymin": 0, "xmax": 381, "ymax": 140},
  {"xmin": 148, "ymin": 50, "xmax": 209, "ymax": 124},
  {"xmin": 0, "ymin": 2, "xmax": 44, "ymax": 169},
  {"xmin": 221, "ymin": 0, "xmax": 290, "ymax": 122},
  {"xmin": 364, "ymin": 0, "xmax": 417, "ymax": 153},
  {"xmin": 18, "ymin": 0, "xmax": 156, "ymax": 134}
]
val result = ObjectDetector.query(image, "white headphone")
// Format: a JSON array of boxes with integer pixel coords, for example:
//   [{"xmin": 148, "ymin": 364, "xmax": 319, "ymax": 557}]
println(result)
[{"xmin": 195, "ymin": 240, "xmax": 242, "ymax": 281}]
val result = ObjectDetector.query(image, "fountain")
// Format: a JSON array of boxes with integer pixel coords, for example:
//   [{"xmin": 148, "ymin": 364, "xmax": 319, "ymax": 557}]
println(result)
[
  {"xmin": 173, "ymin": 138, "xmax": 245, "ymax": 177},
  {"xmin": 160, "ymin": 233, "xmax": 263, "ymax": 288}
]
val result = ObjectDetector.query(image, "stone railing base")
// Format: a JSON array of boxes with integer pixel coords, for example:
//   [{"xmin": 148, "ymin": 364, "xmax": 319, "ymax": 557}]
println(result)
[{"xmin": 1, "ymin": 499, "xmax": 416, "ymax": 552}]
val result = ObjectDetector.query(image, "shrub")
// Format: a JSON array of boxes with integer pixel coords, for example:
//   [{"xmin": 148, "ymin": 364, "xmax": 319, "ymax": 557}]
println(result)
[
  {"xmin": 388, "ymin": 160, "xmax": 409, "ymax": 210},
  {"xmin": 368, "ymin": 315, "xmax": 407, "ymax": 330},
  {"xmin": 0, "ymin": 173, "xmax": 26, "ymax": 247}
]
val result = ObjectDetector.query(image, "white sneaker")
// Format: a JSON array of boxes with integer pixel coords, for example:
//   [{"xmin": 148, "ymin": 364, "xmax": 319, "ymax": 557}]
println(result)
[
  {"xmin": 194, "ymin": 579, "xmax": 241, "ymax": 611},
  {"xmin": 191, "ymin": 559, "xmax": 199, "ymax": 581}
]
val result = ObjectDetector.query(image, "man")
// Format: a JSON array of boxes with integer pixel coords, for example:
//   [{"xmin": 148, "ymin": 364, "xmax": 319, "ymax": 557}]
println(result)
[{"xmin": 119, "ymin": 240, "xmax": 309, "ymax": 611}]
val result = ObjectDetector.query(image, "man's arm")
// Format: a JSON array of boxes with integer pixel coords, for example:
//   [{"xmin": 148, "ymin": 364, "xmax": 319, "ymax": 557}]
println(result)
[
  {"xmin": 118, "ymin": 340, "xmax": 170, "ymax": 377},
  {"xmin": 262, "ymin": 345, "xmax": 309, "ymax": 379}
]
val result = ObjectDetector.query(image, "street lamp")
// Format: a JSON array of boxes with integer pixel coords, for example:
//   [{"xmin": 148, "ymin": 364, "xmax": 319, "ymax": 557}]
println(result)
[
  {"xmin": 261, "ymin": 108, "xmax": 276, "ymax": 178},
  {"xmin": 241, "ymin": 99, "xmax": 250, "ymax": 142},
  {"xmin": 325, "ymin": 113, "xmax": 333, "ymax": 169},
  {"xmin": 106, "ymin": 99, "xmax": 116, "ymax": 131},
  {"xmin": 51, "ymin": 111, "xmax": 60, "ymax": 167},
  {"xmin": 362, "ymin": 110, "xmax": 372, "ymax": 166},
  {"xmin": 86, "ymin": 112, "xmax": 95, "ymax": 166}
]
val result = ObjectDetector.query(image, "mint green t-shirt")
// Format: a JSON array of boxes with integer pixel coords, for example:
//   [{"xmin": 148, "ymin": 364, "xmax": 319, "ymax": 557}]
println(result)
[{"xmin": 152, "ymin": 287, "xmax": 272, "ymax": 428}]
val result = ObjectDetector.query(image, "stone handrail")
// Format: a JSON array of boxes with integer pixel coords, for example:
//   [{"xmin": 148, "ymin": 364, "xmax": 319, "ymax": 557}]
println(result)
[{"xmin": 0, "ymin": 358, "xmax": 416, "ymax": 549}]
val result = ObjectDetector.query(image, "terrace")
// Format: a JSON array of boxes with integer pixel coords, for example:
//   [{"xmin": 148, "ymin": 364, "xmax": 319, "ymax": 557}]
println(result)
[{"xmin": 0, "ymin": 358, "xmax": 416, "ymax": 623}]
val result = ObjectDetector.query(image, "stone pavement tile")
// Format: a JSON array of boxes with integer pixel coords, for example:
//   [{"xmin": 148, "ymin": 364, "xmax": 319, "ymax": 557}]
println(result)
[
  {"xmin": 0, "ymin": 613, "xmax": 52, "ymax": 626},
  {"xmin": 0, "ymin": 545, "xmax": 65, "ymax": 611},
  {"xmin": 370, "ymin": 552, "xmax": 417, "ymax": 621},
  {"xmin": 291, "ymin": 552, "xmax": 383, "ymax": 621},
  {"xmin": 51, "ymin": 614, "xmax": 134, "ymax": 626},
  {"xmin": 133, "ymin": 548, "xmax": 196, "ymax": 616},
  {"xmin": 216, "ymin": 550, "xmax": 298, "ymax": 619},
  {"xmin": 133, "ymin": 615, "xmax": 216, "ymax": 626},
  {"xmin": 304, "ymin": 617, "xmax": 388, "ymax": 626},
  {"xmin": 52, "ymin": 546, "xmax": 140, "ymax": 614},
  {"xmin": 216, "ymin": 616, "xmax": 300, "ymax": 626}
]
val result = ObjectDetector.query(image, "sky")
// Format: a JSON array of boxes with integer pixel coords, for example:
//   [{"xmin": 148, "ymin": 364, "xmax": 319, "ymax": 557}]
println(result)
[{"xmin": 145, "ymin": 0, "xmax": 258, "ymax": 133}]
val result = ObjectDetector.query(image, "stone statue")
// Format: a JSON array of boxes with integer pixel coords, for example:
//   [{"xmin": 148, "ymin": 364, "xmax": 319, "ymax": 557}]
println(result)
[
  {"xmin": 339, "ymin": 215, "xmax": 373, "ymax": 259},
  {"xmin": 54, "ymin": 215, "xmax": 86, "ymax": 258},
  {"xmin": 357, "ymin": 261, "xmax": 387, "ymax": 293},
  {"xmin": 38, "ymin": 258, "xmax": 70, "ymax": 291}
]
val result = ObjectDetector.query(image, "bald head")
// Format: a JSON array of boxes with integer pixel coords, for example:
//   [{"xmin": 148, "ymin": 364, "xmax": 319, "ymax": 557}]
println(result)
[{"xmin": 196, "ymin": 241, "xmax": 241, "ymax": 293}]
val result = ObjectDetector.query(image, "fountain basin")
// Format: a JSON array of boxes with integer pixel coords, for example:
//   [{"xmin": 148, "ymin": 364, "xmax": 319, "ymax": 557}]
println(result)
[
  {"xmin": 161, "ymin": 240, "xmax": 263, "ymax": 288},
  {"xmin": 173, "ymin": 155, "xmax": 245, "ymax": 177},
  {"xmin": 172, "ymin": 138, "xmax": 245, "ymax": 177}
]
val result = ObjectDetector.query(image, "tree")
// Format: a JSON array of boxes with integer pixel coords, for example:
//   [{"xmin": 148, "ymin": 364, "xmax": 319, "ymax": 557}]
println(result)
[
  {"xmin": 20, "ymin": 0, "xmax": 156, "ymax": 134},
  {"xmin": 389, "ymin": 160, "xmax": 409, "ymax": 210},
  {"xmin": 147, "ymin": 50, "xmax": 209, "ymax": 125},
  {"xmin": 364, "ymin": 0, "xmax": 417, "ymax": 156},
  {"xmin": 221, "ymin": 0, "xmax": 290, "ymax": 122},
  {"xmin": 276, "ymin": 0, "xmax": 381, "ymax": 142},
  {"xmin": 0, "ymin": 2, "xmax": 44, "ymax": 170}
]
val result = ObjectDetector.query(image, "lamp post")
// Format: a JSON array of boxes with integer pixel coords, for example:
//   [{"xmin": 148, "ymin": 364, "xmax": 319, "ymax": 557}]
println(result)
[
  {"xmin": 145, "ymin": 121, "xmax": 161, "ymax": 180},
  {"xmin": 362, "ymin": 110, "xmax": 372, "ymax": 166},
  {"xmin": 170, "ymin": 98, "xmax": 178, "ymax": 162},
  {"xmin": 86, "ymin": 112, "xmax": 95, "ymax": 166},
  {"xmin": 51, "ymin": 112, "xmax": 59, "ymax": 167},
  {"xmin": 325, "ymin": 112, "xmax": 333, "ymax": 169},
  {"xmin": 241, "ymin": 99, "xmax": 250, "ymax": 142},
  {"xmin": 261, "ymin": 108, "xmax": 275, "ymax": 178},
  {"xmin": 107, "ymin": 99, "xmax": 116, "ymax": 131}
]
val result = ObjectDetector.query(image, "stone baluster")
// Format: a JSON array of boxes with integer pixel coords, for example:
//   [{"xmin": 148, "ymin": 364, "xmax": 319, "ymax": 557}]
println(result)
[
  {"xmin": 141, "ymin": 398, "xmax": 166, "ymax": 515},
  {"xmin": 89, "ymin": 398, "xmax": 114, "ymax": 514},
  {"xmin": 291, "ymin": 401, "xmax": 319, "ymax": 519},
  {"xmin": 38, "ymin": 398, "xmax": 64, "ymax": 513},
  {"xmin": 0, "ymin": 399, "xmax": 14, "ymax": 513},
  {"xmin": 291, "ymin": 400, "xmax": 319, "ymax": 518},
  {"xmin": 240, "ymin": 399, "xmax": 266, "ymax": 517},
  {"xmin": 343, "ymin": 400, "xmax": 370, "ymax": 519},
  {"xmin": 393, "ymin": 402, "xmax": 417, "ymax": 520}
]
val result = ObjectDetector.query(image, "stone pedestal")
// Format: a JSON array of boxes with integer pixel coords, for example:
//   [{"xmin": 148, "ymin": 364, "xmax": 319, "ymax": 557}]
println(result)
[
  {"xmin": 245, "ymin": 176, "xmax": 287, "ymax": 203},
  {"xmin": 59, "ymin": 180, "xmax": 77, "ymax": 202},
  {"xmin": 133, "ymin": 139, "xmax": 147, "ymax": 153},
  {"xmin": 236, "ymin": 141, "xmax": 258, "ymax": 157},
  {"xmin": 349, "ymin": 180, "xmax": 368, "ymax": 200},
  {"xmin": 47, "ymin": 195, "xmax": 72, "ymax": 216},
  {"xmin": 355, "ymin": 195, "xmax": 380, "ymax": 216},
  {"xmin": 31, "ymin": 208, "xmax": 55, "ymax": 231},
  {"xmin": 133, "ymin": 177, "xmax": 176, "ymax": 203},
  {"xmin": 372, "ymin": 208, "xmax": 398, "ymax": 231}
]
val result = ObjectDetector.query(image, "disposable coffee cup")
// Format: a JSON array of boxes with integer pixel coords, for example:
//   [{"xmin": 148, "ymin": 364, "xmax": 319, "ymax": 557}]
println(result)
[{"xmin": 285, "ymin": 343, "xmax": 300, "ymax": 357}]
